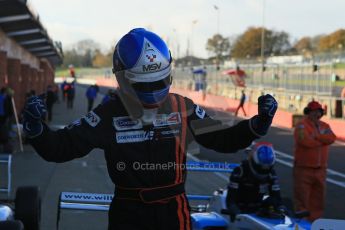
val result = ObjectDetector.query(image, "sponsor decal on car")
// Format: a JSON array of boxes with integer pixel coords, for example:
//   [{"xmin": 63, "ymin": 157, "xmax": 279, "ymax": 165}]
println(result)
[
  {"xmin": 113, "ymin": 116, "xmax": 143, "ymax": 131},
  {"xmin": 153, "ymin": 112, "xmax": 181, "ymax": 127},
  {"xmin": 83, "ymin": 111, "xmax": 101, "ymax": 127},
  {"xmin": 271, "ymin": 184, "xmax": 280, "ymax": 191}
]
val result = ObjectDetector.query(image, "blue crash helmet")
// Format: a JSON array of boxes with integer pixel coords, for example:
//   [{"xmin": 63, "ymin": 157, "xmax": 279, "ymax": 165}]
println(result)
[
  {"xmin": 112, "ymin": 28, "xmax": 172, "ymax": 108},
  {"xmin": 249, "ymin": 142, "xmax": 276, "ymax": 175}
]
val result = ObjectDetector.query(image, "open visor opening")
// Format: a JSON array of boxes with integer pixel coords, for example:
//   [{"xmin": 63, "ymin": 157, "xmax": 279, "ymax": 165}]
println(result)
[{"xmin": 130, "ymin": 75, "xmax": 172, "ymax": 93}]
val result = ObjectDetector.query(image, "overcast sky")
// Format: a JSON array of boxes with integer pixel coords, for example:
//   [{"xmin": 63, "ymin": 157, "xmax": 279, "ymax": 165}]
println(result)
[{"xmin": 29, "ymin": 0, "xmax": 345, "ymax": 58}]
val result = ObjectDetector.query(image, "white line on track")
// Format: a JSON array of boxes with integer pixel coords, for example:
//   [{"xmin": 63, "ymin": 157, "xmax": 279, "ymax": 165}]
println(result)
[
  {"xmin": 188, "ymin": 150, "xmax": 345, "ymax": 189},
  {"xmin": 187, "ymin": 153, "xmax": 229, "ymax": 181},
  {"xmin": 275, "ymin": 150, "xmax": 345, "ymax": 189},
  {"xmin": 275, "ymin": 150, "xmax": 345, "ymax": 180},
  {"xmin": 275, "ymin": 158, "xmax": 293, "ymax": 167},
  {"xmin": 335, "ymin": 140, "xmax": 345, "ymax": 146}
]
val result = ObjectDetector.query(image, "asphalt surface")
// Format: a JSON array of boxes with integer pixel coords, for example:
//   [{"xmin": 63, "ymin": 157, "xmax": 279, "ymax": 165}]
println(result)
[
  {"xmin": 192, "ymin": 109, "xmax": 345, "ymax": 220},
  {"xmin": 1, "ymin": 84, "xmax": 344, "ymax": 230}
]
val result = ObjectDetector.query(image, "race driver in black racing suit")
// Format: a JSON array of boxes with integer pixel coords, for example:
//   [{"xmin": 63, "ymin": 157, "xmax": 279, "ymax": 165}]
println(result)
[
  {"xmin": 226, "ymin": 142, "xmax": 286, "ymax": 222},
  {"xmin": 23, "ymin": 28, "xmax": 278, "ymax": 230}
]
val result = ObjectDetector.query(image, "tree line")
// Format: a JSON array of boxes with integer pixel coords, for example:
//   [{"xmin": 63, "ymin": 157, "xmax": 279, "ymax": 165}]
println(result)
[
  {"xmin": 60, "ymin": 28, "xmax": 345, "ymax": 68},
  {"xmin": 206, "ymin": 27, "xmax": 345, "ymax": 61},
  {"xmin": 61, "ymin": 39, "xmax": 113, "ymax": 68}
]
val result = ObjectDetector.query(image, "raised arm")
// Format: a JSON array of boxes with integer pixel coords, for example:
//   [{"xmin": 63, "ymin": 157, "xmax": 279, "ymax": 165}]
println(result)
[
  {"xmin": 187, "ymin": 94, "xmax": 278, "ymax": 153},
  {"xmin": 23, "ymin": 96, "xmax": 105, "ymax": 162}
]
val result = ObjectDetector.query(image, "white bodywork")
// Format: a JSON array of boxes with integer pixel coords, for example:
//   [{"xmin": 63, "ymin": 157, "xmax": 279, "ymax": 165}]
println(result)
[{"xmin": 206, "ymin": 189, "xmax": 309, "ymax": 230}]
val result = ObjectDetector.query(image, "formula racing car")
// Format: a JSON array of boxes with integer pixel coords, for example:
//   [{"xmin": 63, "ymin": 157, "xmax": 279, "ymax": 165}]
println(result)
[
  {"xmin": 0, "ymin": 154, "xmax": 41, "ymax": 230},
  {"xmin": 0, "ymin": 186, "xmax": 41, "ymax": 230},
  {"xmin": 55, "ymin": 161, "xmax": 334, "ymax": 230}
]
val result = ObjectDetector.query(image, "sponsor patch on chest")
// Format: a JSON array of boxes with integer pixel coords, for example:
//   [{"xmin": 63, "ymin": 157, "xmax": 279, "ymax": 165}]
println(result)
[
  {"xmin": 83, "ymin": 111, "xmax": 101, "ymax": 127},
  {"xmin": 115, "ymin": 128, "xmax": 180, "ymax": 143},
  {"xmin": 113, "ymin": 116, "xmax": 143, "ymax": 131},
  {"xmin": 116, "ymin": 130, "xmax": 154, "ymax": 143},
  {"xmin": 153, "ymin": 112, "xmax": 181, "ymax": 127}
]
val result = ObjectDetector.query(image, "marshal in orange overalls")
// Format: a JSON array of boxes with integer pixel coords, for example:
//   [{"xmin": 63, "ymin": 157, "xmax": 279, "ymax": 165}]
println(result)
[{"xmin": 293, "ymin": 101, "xmax": 336, "ymax": 222}]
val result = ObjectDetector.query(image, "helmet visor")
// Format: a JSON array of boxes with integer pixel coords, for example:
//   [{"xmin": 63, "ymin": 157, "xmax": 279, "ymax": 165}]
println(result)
[{"xmin": 130, "ymin": 75, "xmax": 172, "ymax": 93}]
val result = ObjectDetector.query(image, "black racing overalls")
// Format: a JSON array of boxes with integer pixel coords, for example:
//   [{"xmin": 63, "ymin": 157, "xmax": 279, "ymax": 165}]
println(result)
[
  {"xmin": 226, "ymin": 160, "xmax": 282, "ymax": 213},
  {"xmin": 30, "ymin": 93, "xmax": 259, "ymax": 230}
]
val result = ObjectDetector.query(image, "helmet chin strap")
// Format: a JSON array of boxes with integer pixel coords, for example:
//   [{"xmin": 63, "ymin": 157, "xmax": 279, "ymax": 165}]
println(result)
[
  {"xmin": 117, "ymin": 88, "xmax": 144, "ymax": 120},
  {"xmin": 141, "ymin": 108, "xmax": 158, "ymax": 124}
]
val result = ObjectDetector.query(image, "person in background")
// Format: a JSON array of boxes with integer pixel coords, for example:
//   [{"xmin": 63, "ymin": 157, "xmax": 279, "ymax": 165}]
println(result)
[
  {"xmin": 61, "ymin": 80, "xmax": 67, "ymax": 102},
  {"xmin": 93, "ymin": 84, "xmax": 99, "ymax": 93},
  {"xmin": 101, "ymin": 89, "xmax": 116, "ymax": 105},
  {"xmin": 66, "ymin": 82, "xmax": 75, "ymax": 109},
  {"xmin": 226, "ymin": 142, "xmax": 285, "ymax": 222},
  {"xmin": 52, "ymin": 83, "xmax": 60, "ymax": 103},
  {"xmin": 86, "ymin": 84, "xmax": 98, "ymax": 112},
  {"xmin": 341, "ymin": 86, "xmax": 345, "ymax": 118},
  {"xmin": 0, "ymin": 87, "xmax": 13, "ymax": 153},
  {"xmin": 235, "ymin": 90, "xmax": 247, "ymax": 116},
  {"xmin": 45, "ymin": 85, "xmax": 56, "ymax": 122},
  {"xmin": 69, "ymin": 64, "xmax": 76, "ymax": 78},
  {"xmin": 293, "ymin": 100, "xmax": 336, "ymax": 221}
]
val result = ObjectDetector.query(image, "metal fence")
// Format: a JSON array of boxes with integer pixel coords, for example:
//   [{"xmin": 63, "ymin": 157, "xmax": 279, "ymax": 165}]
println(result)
[
  {"xmin": 173, "ymin": 63, "xmax": 337, "ymax": 96},
  {"xmin": 172, "ymin": 63, "xmax": 345, "ymax": 119}
]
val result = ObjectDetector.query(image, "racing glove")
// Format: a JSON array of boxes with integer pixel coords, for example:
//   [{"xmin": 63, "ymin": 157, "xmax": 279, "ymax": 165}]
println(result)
[
  {"xmin": 228, "ymin": 204, "xmax": 241, "ymax": 222},
  {"xmin": 23, "ymin": 95, "xmax": 47, "ymax": 138},
  {"xmin": 250, "ymin": 94, "xmax": 278, "ymax": 136}
]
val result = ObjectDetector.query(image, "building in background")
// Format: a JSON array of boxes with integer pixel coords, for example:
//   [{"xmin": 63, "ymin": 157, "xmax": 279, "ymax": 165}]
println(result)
[{"xmin": 0, "ymin": 0, "xmax": 62, "ymax": 114}]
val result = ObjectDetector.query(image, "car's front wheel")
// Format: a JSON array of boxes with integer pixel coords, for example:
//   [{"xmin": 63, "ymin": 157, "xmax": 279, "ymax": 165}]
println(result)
[
  {"xmin": 15, "ymin": 186, "xmax": 41, "ymax": 230},
  {"xmin": 0, "ymin": 220, "xmax": 24, "ymax": 230}
]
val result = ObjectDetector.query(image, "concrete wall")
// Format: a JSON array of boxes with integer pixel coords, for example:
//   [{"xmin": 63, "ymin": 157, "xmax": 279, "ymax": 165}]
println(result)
[
  {"xmin": 0, "ymin": 30, "xmax": 56, "ymax": 114},
  {"xmin": 7, "ymin": 58, "xmax": 21, "ymax": 111},
  {"xmin": 0, "ymin": 29, "xmax": 39, "ymax": 69},
  {"xmin": 21, "ymin": 63, "xmax": 31, "ymax": 110},
  {"xmin": 0, "ymin": 12, "xmax": 61, "ymax": 125},
  {"xmin": 0, "ymin": 50, "xmax": 7, "ymax": 85},
  {"xmin": 172, "ymin": 78, "xmax": 344, "ymax": 119}
]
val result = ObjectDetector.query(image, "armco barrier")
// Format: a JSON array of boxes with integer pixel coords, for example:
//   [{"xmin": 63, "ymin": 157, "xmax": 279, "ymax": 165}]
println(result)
[
  {"xmin": 171, "ymin": 88, "xmax": 295, "ymax": 129},
  {"xmin": 94, "ymin": 78, "xmax": 345, "ymax": 141}
]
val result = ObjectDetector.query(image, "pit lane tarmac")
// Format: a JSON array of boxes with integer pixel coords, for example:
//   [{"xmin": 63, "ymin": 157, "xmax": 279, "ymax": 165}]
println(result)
[{"xmin": 3, "ymin": 84, "xmax": 344, "ymax": 230}]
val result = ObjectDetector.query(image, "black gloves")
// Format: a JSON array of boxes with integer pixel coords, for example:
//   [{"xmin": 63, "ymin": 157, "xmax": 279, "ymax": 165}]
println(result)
[
  {"xmin": 23, "ymin": 95, "xmax": 46, "ymax": 138},
  {"xmin": 250, "ymin": 94, "xmax": 278, "ymax": 136}
]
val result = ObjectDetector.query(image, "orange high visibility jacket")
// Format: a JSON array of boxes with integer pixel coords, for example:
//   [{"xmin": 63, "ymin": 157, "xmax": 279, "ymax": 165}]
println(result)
[{"xmin": 294, "ymin": 117, "xmax": 336, "ymax": 168}]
